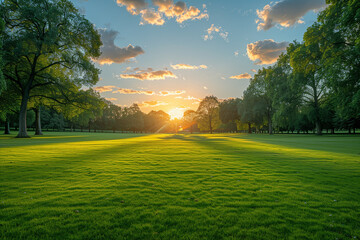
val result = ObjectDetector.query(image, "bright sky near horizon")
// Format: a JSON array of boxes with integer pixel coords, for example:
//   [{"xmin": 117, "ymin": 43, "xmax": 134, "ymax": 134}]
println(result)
[{"xmin": 71, "ymin": 0, "xmax": 326, "ymax": 114}]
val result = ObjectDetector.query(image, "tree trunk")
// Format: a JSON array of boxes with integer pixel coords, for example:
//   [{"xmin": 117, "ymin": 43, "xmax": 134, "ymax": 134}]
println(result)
[
  {"xmin": 34, "ymin": 107, "xmax": 43, "ymax": 135},
  {"xmin": 268, "ymin": 116, "xmax": 273, "ymax": 135},
  {"xmin": 209, "ymin": 116, "xmax": 212, "ymax": 134},
  {"xmin": 331, "ymin": 128, "xmax": 335, "ymax": 134},
  {"xmin": 315, "ymin": 121, "xmax": 322, "ymax": 135},
  {"xmin": 16, "ymin": 91, "xmax": 30, "ymax": 138},
  {"xmin": 4, "ymin": 116, "xmax": 10, "ymax": 135},
  {"xmin": 248, "ymin": 122, "xmax": 252, "ymax": 134}
]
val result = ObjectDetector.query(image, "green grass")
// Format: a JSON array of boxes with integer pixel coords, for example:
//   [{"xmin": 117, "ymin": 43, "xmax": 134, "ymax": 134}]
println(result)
[{"xmin": 1, "ymin": 132, "xmax": 360, "ymax": 239}]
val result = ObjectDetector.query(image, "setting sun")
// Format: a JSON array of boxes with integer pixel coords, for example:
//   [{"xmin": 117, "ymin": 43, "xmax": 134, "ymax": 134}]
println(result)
[{"xmin": 168, "ymin": 108, "xmax": 185, "ymax": 120}]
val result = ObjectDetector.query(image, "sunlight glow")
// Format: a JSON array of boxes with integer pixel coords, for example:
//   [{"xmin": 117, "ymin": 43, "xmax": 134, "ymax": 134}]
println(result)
[{"xmin": 168, "ymin": 108, "xmax": 185, "ymax": 120}]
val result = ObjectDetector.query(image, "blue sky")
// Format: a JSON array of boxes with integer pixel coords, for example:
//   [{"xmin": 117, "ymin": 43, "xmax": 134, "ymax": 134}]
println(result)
[{"xmin": 71, "ymin": 0, "xmax": 326, "ymax": 114}]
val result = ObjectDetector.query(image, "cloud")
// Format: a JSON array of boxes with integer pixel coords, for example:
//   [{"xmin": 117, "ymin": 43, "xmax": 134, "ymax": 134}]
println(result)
[
  {"xmin": 118, "ymin": 0, "xmax": 208, "ymax": 25},
  {"xmin": 171, "ymin": 64, "xmax": 207, "ymax": 70},
  {"xmin": 230, "ymin": 73, "xmax": 252, "ymax": 79},
  {"xmin": 176, "ymin": 6, "xmax": 208, "ymax": 23},
  {"xmin": 256, "ymin": 0, "xmax": 326, "ymax": 31},
  {"xmin": 159, "ymin": 90, "xmax": 186, "ymax": 96},
  {"xmin": 116, "ymin": 0, "xmax": 148, "ymax": 15},
  {"xmin": 251, "ymin": 69, "xmax": 257, "ymax": 73},
  {"xmin": 93, "ymin": 86, "xmax": 117, "ymax": 93},
  {"xmin": 119, "ymin": 69, "xmax": 177, "ymax": 80},
  {"xmin": 204, "ymin": 24, "xmax": 228, "ymax": 41},
  {"xmin": 140, "ymin": 8, "xmax": 165, "ymax": 25},
  {"xmin": 113, "ymin": 88, "xmax": 155, "ymax": 95},
  {"xmin": 139, "ymin": 100, "xmax": 169, "ymax": 107},
  {"xmin": 105, "ymin": 98, "xmax": 118, "ymax": 101},
  {"xmin": 184, "ymin": 96, "xmax": 201, "ymax": 102},
  {"xmin": 94, "ymin": 29, "xmax": 144, "ymax": 65},
  {"xmin": 247, "ymin": 39, "xmax": 289, "ymax": 65},
  {"xmin": 153, "ymin": 0, "xmax": 208, "ymax": 23}
]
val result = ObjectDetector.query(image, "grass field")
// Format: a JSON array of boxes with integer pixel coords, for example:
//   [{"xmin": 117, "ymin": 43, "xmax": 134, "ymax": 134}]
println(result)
[{"xmin": 1, "ymin": 132, "xmax": 360, "ymax": 239}]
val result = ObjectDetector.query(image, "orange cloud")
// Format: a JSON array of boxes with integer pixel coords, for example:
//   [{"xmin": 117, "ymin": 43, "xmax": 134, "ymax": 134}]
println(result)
[
  {"xmin": 138, "ymin": 100, "xmax": 169, "ymax": 107},
  {"xmin": 105, "ymin": 98, "xmax": 118, "ymax": 101},
  {"xmin": 119, "ymin": 70, "xmax": 177, "ymax": 80},
  {"xmin": 247, "ymin": 39, "xmax": 289, "ymax": 65},
  {"xmin": 113, "ymin": 88, "xmax": 155, "ymax": 95},
  {"xmin": 118, "ymin": 0, "xmax": 208, "ymax": 25},
  {"xmin": 158, "ymin": 90, "xmax": 186, "ymax": 96},
  {"xmin": 230, "ymin": 73, "xmax": 252, "ymax": 79},
  {"xmin": 93, "ymin": 86, "xmax": 117, "ymax": 93},
  {"xmin": 171, "ymin": 64, "xmax": 207, "ymax": 70},
  {"xmin": 140, "ymin": 8, "xmax": 165, "ymax": 25},
  {"xmin": 116, "ymin": 0, "xmax": 148, "ymax": 15}
]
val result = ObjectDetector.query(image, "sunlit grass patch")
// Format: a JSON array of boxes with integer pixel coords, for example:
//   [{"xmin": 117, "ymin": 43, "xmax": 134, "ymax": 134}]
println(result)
[{"xmin": 1, "ymin": 133, "xmax": 360, "ymax": 239}]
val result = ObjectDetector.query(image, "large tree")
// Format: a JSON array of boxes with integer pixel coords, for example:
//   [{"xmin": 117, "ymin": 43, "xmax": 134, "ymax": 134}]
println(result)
[
  {"xmin": 289, "ymin": 41, "xmax": 326, "ymax": 135},
  {"xmin": 1, "ymin": 0, "xmax": 101, "ymax": 138},
  {"xmin": 182, "ymin": 109, "xmax": 197, "ymax": 134},
  {"xmin": 306, "ymin": 0, "xmax": 360, "ymax": 132},
  {"xmin": 196, "ymin": 96, "xmax": 220, "ymax": 134}
]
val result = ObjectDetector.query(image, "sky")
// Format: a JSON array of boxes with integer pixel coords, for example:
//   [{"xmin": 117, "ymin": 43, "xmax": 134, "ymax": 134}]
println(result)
[{"xmin": 71, "ymin": 0, "xmax": 326, "ymax": 115}]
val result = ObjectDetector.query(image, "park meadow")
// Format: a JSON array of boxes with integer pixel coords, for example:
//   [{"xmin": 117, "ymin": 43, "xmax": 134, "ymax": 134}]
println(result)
[{"xmin": 1, "ymin": 0, "xmax": 360, "ymax": 239}]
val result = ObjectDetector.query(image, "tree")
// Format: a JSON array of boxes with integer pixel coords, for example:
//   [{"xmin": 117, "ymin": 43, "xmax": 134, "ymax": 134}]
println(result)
[
  {"xmin": 306, "ymin": 0, "xmax": 360, "ymax": 132},
  {"xmin": 182, "ymin": 109, "xmax": 197, "ymax": 133},
  {"xmin": 269, "ymin": 52, "xmax": 303, "ymax": 133},
  {"xmin": 1, "ymin": 0, "xmax": 101, "ymax": 138},
  {"xmin": 196, "ymin": 96, "xmax": 220, "ymax": 134},
  {"xmin": 219, "ymin": 98, "xmax": 241, "ymax": 133},
  {"xmin": 289, "ymin": 41, "xmax": 326, "ymax": 135},
  {"xmin": 0, "ymin": 19, "xmax": 5, "ymax": 95},
  {"xmin": 144, "ymin": 110, "xmax": 170, "ymax": 133}
]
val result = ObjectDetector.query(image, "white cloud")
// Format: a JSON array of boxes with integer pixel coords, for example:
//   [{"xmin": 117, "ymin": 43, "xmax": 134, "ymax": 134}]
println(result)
[
  {"xmin": 247, "ymin": 39, "xmax": 289, "ymax": 65},
  {"xmin": 256, "ymin": 0, "xmax": 326, "ymax": 31},
  {"xmin": 204, "ymin": 24, "xmax": 228, "ymax": 41},
  {"xmin": 94, "ymin": 29, "xmax": 144, "ymax": 65},
  {"xmin": 171, "ymin": 64, "xmax": 207, "ymax": 70}
]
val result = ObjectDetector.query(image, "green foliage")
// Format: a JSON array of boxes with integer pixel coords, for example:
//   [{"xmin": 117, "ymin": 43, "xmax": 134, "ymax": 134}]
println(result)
[
  {"xmin": 1, "ymin": 0, "xmax": 101, "ymax": 137},
  {"xmin": 144, "ymin": 110, "xmax": 170, "ymax": 133},
  {"xmin": 219, "ymin": 98, "xmax": 242, "ymax": 124},
  {"xmin": 196, "ymin": 96, "xmax": 221, "ymax": 133}
]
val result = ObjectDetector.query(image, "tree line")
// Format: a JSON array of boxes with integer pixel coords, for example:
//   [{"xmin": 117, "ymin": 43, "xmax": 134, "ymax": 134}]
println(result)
[{"xmin": 0, "ymin": 0, "xmax": 359, "ymax": 136}]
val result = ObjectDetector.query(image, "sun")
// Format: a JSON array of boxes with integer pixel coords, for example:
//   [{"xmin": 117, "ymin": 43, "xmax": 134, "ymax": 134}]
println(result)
[{"xmin": 168, "ymin": 108, "xmax": 185, "ymax": 120}]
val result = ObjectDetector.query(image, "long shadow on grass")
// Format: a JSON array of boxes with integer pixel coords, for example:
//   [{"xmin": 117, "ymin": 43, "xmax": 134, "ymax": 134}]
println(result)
[
  {"xmin": 0, "ymin": 135, "xmax": 165, "ymax": 183},
  {"xmin": 0, "ymin": 133, "xmax": 148, "ymax": 148},
  {"xmin": 225, "ymin": 134, "xmax": 360, "ymax": 156},
  {"xmin": 159, "ymin": 134, "xmax": 360, "ymax": 190}
]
